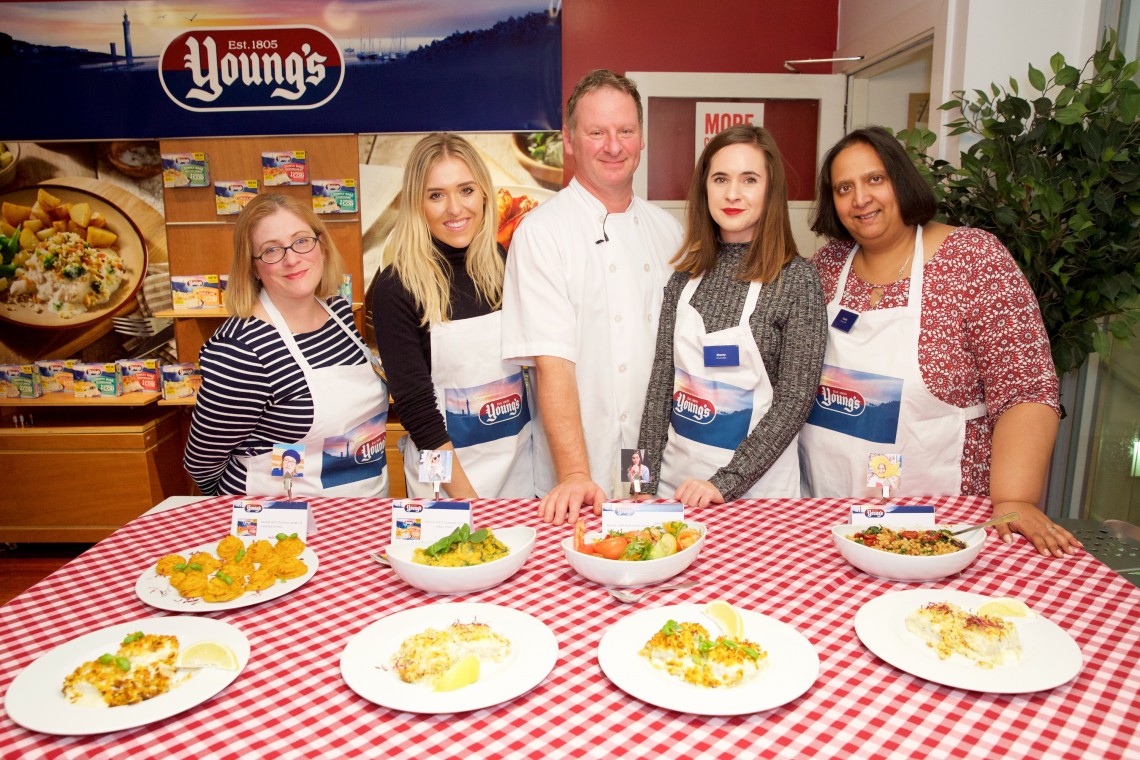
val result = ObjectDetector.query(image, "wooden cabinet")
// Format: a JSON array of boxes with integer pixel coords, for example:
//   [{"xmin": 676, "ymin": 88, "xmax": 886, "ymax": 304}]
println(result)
[{"xmin": 0, "ymin": 407, "xmax": 186, "ymax": 542}]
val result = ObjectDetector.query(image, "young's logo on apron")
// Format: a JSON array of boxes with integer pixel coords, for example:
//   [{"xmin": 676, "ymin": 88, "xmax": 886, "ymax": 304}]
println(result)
[
  {"xmin": 445, "ymin": 371, "xmax": 531, "ymax": 448},
  {"xmin": 478, "ymin": 393, "xmax": 524, "ymax": 426},
  {"xmin": 669, "ymin": 368, "xmax": 751, "ymax": 450},
  {"xmin": 320, "ymin": 413, "xmax": 387, "ymax": 487},
  {"xmin": 806, "ymin": 365, "xmax": 902, "ymax": 444}
]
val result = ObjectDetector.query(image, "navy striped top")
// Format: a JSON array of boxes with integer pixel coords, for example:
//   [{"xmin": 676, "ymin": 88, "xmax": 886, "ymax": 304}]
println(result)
[{"xmin": 184, "ymin": 298, "xmax": 367, "ymax": 495}]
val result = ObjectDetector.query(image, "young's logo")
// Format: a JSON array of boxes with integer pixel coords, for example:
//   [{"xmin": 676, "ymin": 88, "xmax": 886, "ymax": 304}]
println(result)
[
  {"xmin": 242, "ymin": 502, "xmax": 265, "ymax": 513},
  {"xmin": 479, "ymin": 394, "xmax": 523, "ymax": 425},
  {"xmin": 401, "ymin": 503, "xmax": 424, "ymax": 513},
  {"xmin": 672, "ymin": 390, "xmax": 716, "ymax": 424},
  {"xmin": 354, "ymin": 433, "xmax": 387, "ymax": 464},
  {"xmin": 814, "ymin": 385, "xmax": 865, "ymax": 416},
  {"xmin": 864, "ymin": 508, "xmax": 885, "ymax": 518},
  {"xmin": 159, "ymin": 26, "xmax": 344, "ymax": 112}
]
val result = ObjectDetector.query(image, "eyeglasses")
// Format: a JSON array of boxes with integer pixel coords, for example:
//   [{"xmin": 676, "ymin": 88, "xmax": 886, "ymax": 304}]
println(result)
[{"xmin": 254, "ymin": 235, "xmax": 321, "ymax": 264}]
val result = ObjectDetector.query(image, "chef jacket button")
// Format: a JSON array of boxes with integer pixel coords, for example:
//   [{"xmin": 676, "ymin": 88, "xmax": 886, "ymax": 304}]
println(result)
[
  {"xmin": 609, "ymin": 264, "xmax": 617, "ymax": 273},
  {"xmin": 618, "ymin": 364, "xmax": 627, "ymax": 373},
  {"xmin": 620, "ymin": 413, "xmax": 628, "ymax": 422},
  {"xmin": 643, "ymin": 264, "xmax": 650, "ymax": 272},
  {"xmin": 614, "ymin": 314, "xmax": 623, "ymax": 324}
]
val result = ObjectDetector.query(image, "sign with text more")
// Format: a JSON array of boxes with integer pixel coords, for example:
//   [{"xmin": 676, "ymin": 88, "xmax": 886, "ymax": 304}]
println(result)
[{"xmin": 695, "ymin": 102, "xmax": 765, "ymax": 163}]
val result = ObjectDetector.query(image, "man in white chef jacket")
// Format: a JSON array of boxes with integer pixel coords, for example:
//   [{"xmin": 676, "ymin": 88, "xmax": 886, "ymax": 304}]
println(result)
[{"xmin": 502, "ymin": 69, "xmax": 683, "ymax": 525}]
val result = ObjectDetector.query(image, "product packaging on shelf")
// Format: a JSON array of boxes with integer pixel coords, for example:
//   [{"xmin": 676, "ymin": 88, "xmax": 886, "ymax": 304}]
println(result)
[
  {"xmin": 161, "ymin": 152, "xmax": 210, "ymax": 187},
  {"xmin": 71, "ymin": 362, "xmax": 123, "ymax": 398},
  {"xmin": 161, "ymin": 363, "xmax": 202, "ymax": 400},
  {"xmin": 312, "ymin": 179, "xmax": 358, "ymax": 214},
  {"xmin": 1, "ymin": 364, "xmax": 43, "ymax": 398},
  {"xmin": 215, "ymin": 180, "xmax": 259, "ymax": 215},
  {"xmin": 118, "ymin": 358, "xmax": 160, "ymax": 393},
  {"xmin": 262, "ymin": 150, "xmax": 309, "ymax": 186},
  {"xmin": 35, "ymin": 359, "xmax": 77, "ymax": 393},
  {"xmin": 171, "ymin": 274, "xmax": 222, "ymax": 310}
]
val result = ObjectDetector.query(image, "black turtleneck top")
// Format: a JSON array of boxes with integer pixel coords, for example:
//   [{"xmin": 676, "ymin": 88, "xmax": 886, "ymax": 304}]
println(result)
[{"xmin": 371, "ymin": 240, "xmax": 506, "ymax": 451}]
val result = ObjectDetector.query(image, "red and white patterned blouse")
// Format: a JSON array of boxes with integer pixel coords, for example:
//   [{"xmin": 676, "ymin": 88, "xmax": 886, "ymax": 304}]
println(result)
[{"xmin": 813, "ymin": 227, "xmax": 1060, "ymax": 495}]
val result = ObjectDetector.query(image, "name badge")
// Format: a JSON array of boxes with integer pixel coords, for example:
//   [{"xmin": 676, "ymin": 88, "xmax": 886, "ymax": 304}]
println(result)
[
  {"xmin": 831, "ymin": 309, "xmax": 859, "ymax": 333},
  {"xmin": 704, "ymin": 345, "xmax": 739, "ymax": 367}
]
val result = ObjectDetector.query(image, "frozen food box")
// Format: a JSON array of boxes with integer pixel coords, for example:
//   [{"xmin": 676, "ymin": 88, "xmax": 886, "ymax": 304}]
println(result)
[
  {"xmin": 117, "ymin": 358, "xmax": 160, "ymax": 393},
  {"xmin": 35, "ymin": 359, "xmax": 77, "ymax": 393},
  {"xmin": 312, "ymin": 179, "xmax": 358, "ymax": 214},
  {"xmin": 161, "ymin": 363, "xmax": 202, "ymax": 400},
  {"xmin": 262, "ymin": 150, "xmax": 308, "ymax": 186},
  {"xmin": 161, "ymin": 152, "xmax": 210, "ymax": 187},
  {"xmin": 215, "ymin": 180, "xmax": 259, "ymax": 216},
  {"xmin": 71, "ymin": 362, "xmax": 123, "ymax": 398},
  {"xmin": 219, "ymin": 274, "xmax": 229, "ymax": 306},
  {"xmin": 0, "ymin": 364, "xmax": 42, "ymax": 398},
  {"xmin": 171, "ymin": 274, "xmax": 222, "ymax": 310}
]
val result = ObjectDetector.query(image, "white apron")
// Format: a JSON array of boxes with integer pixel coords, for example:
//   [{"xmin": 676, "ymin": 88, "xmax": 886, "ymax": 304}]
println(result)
[
  {"xmin": 658, "ymin": 275, "xmax": 801, "ymax": 499},
  {"xmin": 240, "ymin": 291, "xmax": 390, "ymax": 497},
  {"xmin": 400, "ymin": 310, "xmax": 535, "ymax": 499},
  {"xmin": 798, "ymin": 226, "xmax": 985, "ymax": 497}
]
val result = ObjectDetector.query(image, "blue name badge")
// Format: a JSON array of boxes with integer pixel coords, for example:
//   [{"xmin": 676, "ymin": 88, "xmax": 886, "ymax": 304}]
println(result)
[
  {"xmin": 704, "ymin": 345, "xmax": 739, "ymax": 367},
  {"xmin": 831, "ymin": 308, "xmax": 859, "ymax": 333}
]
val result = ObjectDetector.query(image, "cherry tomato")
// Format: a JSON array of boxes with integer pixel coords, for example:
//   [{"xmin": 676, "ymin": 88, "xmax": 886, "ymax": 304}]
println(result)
[{"xmin": 593, "ymin": 536, "xmax": 629, "ymax": 560}]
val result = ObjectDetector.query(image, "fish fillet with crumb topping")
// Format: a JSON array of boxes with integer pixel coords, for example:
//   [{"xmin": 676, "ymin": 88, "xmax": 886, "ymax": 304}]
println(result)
[
  {"xmin": 905, "ymin": 602, "xmax": 1022, "ymax": 668},
  {"xmin": 62, "ymin": 633, "xmax": 183, "ymax": 707},
  {"xmin": 391, "ymin": 621, "xmax": 510, "ymax": 685},
  {"xmin": 639, "ymin": 620, "xmax": 767, "ymax": 688}
]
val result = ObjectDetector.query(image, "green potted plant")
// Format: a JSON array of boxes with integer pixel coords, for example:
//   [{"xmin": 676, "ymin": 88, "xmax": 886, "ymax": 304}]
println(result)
[{"xmin": 899, "ymin": 30, "xmax": 1140, "ymax": 375}]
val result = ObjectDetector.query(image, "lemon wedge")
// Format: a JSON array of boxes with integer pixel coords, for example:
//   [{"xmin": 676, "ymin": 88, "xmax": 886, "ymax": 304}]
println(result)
[
  {"xmin": 176, "ymin": 641, "xmax": 239, "ymax": 670},
  {"xmin": 703, "ymin": 600, "xmax": 743, "ymax": 639},
  {"xmin": 434, "ymin": 654, "xmax": 480, "ymax": 692},
  {"xmin": 977, "ymin": 597, "xmax": 1033, "ymax": 619}
]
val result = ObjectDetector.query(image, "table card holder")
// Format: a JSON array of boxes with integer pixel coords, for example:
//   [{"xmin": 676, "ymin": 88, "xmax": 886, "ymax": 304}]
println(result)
[
  {"xmin": 231, "ymin": 498, "xmax": 313, "ymax": 542},
  {"xmin": 601, "ymin": 501, "xmax": 684, "ymax": 535},
  {"xmin": 849, "ymin": 503, "xmax": 936, "ymax": 527},
  {"xmin": 390, "ymin": 500, "xmax": 472, "ymax": 544}
]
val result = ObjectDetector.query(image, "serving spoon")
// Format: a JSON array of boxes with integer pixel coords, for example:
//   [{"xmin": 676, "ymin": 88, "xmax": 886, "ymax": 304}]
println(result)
[
  {"xmin": 949, "ymin": 512, "xmax": 1018, "ymax": 536},
  {"xmin": 606, "ymin": 580, "xmax": 699, "ymax": 604}
]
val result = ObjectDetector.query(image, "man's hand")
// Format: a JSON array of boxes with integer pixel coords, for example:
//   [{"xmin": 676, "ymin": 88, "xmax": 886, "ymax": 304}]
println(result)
[{"xmin": 537, "ymin": 472, "xmax": 606, "ymax": 526}]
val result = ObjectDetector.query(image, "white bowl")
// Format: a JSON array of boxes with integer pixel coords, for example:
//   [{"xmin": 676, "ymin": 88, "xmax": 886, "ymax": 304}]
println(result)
[
  {"xmin": 0, "ymin": 142, "xmax": 19, "ymax": 189},
  {"xmin": 385, "ymin": 526, "xmax": 536, "ymax": 595},
  {"xmin": 560, "ymin": 522, "xmax": 706, "ymax": 587},
  {"xmin": 830, "ymin": 523, "xmax": 986, "ymax": 582}
]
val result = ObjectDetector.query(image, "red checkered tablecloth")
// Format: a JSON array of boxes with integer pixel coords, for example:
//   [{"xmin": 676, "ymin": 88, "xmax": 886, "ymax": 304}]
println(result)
[{"xmin": 1, "ymin": 495, "xmax": 1138, "ymax": 759}]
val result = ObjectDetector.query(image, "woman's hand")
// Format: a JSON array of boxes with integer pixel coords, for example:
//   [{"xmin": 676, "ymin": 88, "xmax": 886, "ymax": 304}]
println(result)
[
  {"xmin": 993, "ymin": 501, "xmax": 1082, "ymax": 558},
  {"xmin": 673, "ymin": 479, "xmax": 725, "ymax": 509}
]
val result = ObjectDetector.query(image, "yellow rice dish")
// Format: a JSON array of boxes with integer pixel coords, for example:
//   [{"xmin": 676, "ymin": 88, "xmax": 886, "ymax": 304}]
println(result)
[{"xmin": 412, "ymin": 528, "xmax": 509, "ymax": 567}]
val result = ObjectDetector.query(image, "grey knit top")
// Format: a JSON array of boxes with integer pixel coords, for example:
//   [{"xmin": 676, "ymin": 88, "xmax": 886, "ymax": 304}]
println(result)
[{"xmin": 637, "ymin": 242, "xmax": 827, "ymax": 499}]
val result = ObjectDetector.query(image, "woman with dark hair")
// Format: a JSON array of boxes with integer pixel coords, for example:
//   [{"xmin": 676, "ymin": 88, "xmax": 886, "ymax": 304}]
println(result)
[
  {"xmin": 372, "ymin": 133, "xmax": 534, "ymax": 499},
  {"xmin": 636, "ymin": 124, "xmax": 826, "ymax": 508},
  {"xmin": 801, "ymin": 126, "xmax": 1079, "ymax": 557},
  {"xmin": 185, "ymin": 193, "xmax": 389, "ymax": 497}
]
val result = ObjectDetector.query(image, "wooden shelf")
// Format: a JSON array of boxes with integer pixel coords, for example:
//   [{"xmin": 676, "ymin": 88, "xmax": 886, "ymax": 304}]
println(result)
[
  {"xmin": 158, "ymin": 397, "xmax": 198, "ymax": 406},
  {"xmin": 0, "ymin": 392, "xmax": 162, "ymax": 408},
  {"xmin": 155, "ymin": 303, "xmax": 362, "ymax": 319}
]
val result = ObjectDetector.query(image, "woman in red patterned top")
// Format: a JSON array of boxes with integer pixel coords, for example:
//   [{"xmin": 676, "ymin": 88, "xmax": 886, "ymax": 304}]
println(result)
[{"xmin": 800, "ymin": 126, "xmax": 1079, "ymax": 558}]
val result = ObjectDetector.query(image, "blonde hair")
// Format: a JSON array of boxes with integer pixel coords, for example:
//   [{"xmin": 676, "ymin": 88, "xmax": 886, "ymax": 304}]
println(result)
[
  {"xmin": 385, "ymin": 133, "xmax": 502, "ymax": 326},
  {"xmin": 227, "ymin": 193, "xmax": 345, "ymax": 318}
]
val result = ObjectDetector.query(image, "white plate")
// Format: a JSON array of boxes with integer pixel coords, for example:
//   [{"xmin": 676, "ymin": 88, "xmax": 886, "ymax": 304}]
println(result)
[
  {"xmin": 597, "ymin": 604, "xmax": 819, "ymax": 715},
  {"xmin": 340, "ymin": 602, "xmax": 557, "ymax": 713},
  {"xmin": 854, "ymin": 589, "xmax": 1083, "ymax": 692},
  {"xmin": 5, "ymin": 616, "xmax": 249, "ymax": 735},
  {"xmin": 135, "ymin": 542, "xmax": 319, "ymax": 612}
]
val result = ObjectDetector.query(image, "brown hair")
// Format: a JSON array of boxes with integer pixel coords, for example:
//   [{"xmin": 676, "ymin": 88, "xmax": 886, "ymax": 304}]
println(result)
[
  {"xmin": 226, "ymin": 193, "xmax": 345, "ymax": 318},
  {"xmin": 565, "ymin": 69, "xmax": 643, "ymax": 132},
  {"xmin": 671, "ymin": 124, "xmax": 798, "ymax": 283},
  {"xmin": 810, "ymin": 125, "xmax": 937, "ymax": 242}
]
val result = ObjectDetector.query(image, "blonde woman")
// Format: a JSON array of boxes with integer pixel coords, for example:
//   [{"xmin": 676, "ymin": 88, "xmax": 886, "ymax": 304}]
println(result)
[
  {"xmin": 185, "ymin": 193, "xmax": 389, "ymax": 497},
  {"xmin": 372, "ymin": 133, "xmax": 534, "ymax": 498}
]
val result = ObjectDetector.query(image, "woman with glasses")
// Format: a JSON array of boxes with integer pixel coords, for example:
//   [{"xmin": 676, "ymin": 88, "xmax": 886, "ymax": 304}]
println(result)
[
  {"xmin": 371, "ymin": 133, "xmax": 534, "ymax": 498},
  {"xmin": 185, "ymin": 193, "xmax": 390, "ymax": 497}
]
